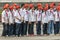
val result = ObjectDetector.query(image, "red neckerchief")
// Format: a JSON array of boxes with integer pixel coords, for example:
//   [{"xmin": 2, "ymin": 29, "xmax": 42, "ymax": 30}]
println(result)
[
  {"xmin": 38, "ymin": 10, "xmax": 41, "ymax": 18},
  {"xmin": 44, "ymin": 11, "xmax": 46, "ymax": 17},
  {"xmin": 26, "ymin": 10, "xmax": 28, "ymax": 14},
  {"xmin": 18, "ymin": 10, "xmax": 21, "ymax": 16},
  {"xmin": 50, "ymin": 10, "xmax": 53, "ymax": 14},
  {"xmin": 5, "ymin": 10, "xmax": 8, "ymax": 17},
  {"xmin": 11, "ymin": 11, "xmax": 13, "ymax": 17},
  {"xmin": 32, "ymin": 10, "xmax": 34, "ymax": 15},
  {"xmin": 57, "ymin": 11, "xmax": 59, "ymax": 18}
]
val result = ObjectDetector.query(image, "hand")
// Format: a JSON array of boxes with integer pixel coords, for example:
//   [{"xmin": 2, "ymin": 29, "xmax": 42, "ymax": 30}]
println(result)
[
  {"xmin": 48, "ymin": 21, "xmax": 50, "ymax": 23},
  {"xmin": 29, "ymin": 22, "xmax": 31, "ymax": 24},
  {"xmin": 9, "ymin": 23, "xmax": 11, "ymax": 25},
  {"xmin": 41, "ymin": 22, "xmax": 43, "ymax": 25},
  {"xmin": 24, "ymin": 21, "xmax": 25, "ymax": 23},
  {"xmin": 19, "ymin": 19, "xmax": 21, "ymax": 21},
  {"xmin": 36, "ymin": 21, "xmax": 38, "ymax": 24},
  {"xmin": 54, "ymin": 21, "xmax": 56, "ymax": 24}
]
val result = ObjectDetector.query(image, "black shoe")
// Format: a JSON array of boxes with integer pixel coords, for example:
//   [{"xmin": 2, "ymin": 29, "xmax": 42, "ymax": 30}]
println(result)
[
  {"xmin": 18, "ymin": 35, "xmax": 20, "ymax": 37},
  {"xmin": 1, "ymin": 35, "xmax": 6, "ymax": 37}
]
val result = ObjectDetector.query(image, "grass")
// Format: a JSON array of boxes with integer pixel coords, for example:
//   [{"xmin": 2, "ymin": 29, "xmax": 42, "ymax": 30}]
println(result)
[{"xmin": 0, "ymin": 10, "xmax": 2, "ymax": 15}]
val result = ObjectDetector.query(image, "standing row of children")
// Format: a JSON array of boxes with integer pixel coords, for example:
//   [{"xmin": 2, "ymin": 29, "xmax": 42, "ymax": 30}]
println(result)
[{"xmin": 2, "ymin": 2, "xmax": 60, "ymax": 37}]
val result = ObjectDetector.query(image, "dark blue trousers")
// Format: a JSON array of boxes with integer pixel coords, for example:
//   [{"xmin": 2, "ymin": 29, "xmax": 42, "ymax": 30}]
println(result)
[
  {"xmin": 36, "ymin": 21, "xmax": 41, "ymax": 35},
  {"xmin": 54, "ymin": 21, "xmax": 59, "ymax": 34},
  {"xmin": 43, "ymin": 23, "xmax": 48, "ymax": 34},
  {"xmin": 28, "ymin": 22, "xmax": 34, "ymax": 34},
  {"xmin": 21, "ymin": 22, "xmax": 24, "ymax": 36},
  {"xmin": 5, "ymin": 23, "xmax": 9, "ymax": 36},
  {"xmin": 8, "ymin": 24, "xmax": 14, "ymax": 36},
  {"xmin": 2, "ymin": 23, "xmax": 6, "ymax": 36},
  {"xmin": 13, "ymin": 23, "xmax": 16, "ymax": 35},
  {"xmin": 16, "ymin": 23, "xmax": 22, "ymax": 36},
  {"xmin": 24, "ymin": 21, "xmax": 28, "ymax": 35}
]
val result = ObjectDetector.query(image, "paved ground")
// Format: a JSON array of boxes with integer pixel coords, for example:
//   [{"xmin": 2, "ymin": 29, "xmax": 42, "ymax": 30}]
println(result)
[{"xmin": 0, "ymin": 23, "xmax": 60, "ymax": 40}]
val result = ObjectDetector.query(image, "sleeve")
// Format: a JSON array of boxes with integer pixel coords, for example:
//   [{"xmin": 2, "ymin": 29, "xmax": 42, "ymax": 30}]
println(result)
[
  {"xmin": 42, "ymin": 13, "xmax": 44, "ymax": 23},
  {"xmin": 2, "ymin": 11, "xmax": 5, "ymax": 17},
  {"xmin": 28, "ymin": 11, "xmax": 30, "ymax": 22}
]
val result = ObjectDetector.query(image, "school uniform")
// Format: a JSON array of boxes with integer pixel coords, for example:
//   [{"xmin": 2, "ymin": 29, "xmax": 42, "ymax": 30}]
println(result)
[
  {"xmin": 8, "ymin": 11, "xmax": 14, "ymax": 36},
  {"xmin": 13, "ymin": 9, "xmax": 16, "ymax": 35},
  {"xmin": 29, "ymin": 9, "xmax": 36, "ymax": 35},
  {"xmin": 36, "ymin": 10, "xmax": 42, "ymax": 35},
  {"xmin": 47, "ymin": 9, "xmax": 54, "ymax": 34},
  {"xmin": 42, "ymin": 11, "xmax": 48, "ymax": 34},
  {"xmin": 54, "ymin": 11, "xmax": 60, "ymax": 34},
  {"xmin": 20, "ymin": 8, "xmax": 24, "ymax": 36},
  {"xmin": 58, "ymin": 11, "xmax": 60, "ymax": 34},
  {"xmin": 23, "ymin": 8, "xmax": 29, "ymax": 35},
  {"xmin": 2, "ymin": 10, "xmax": 6, "ymax": 36},
  {"xmin": 2, "ymin": 10, "xmax": 10, "ymax": 36},
  {"xmin": 14, "ymin": 10, "xmax": 22, "ymax": 36}
]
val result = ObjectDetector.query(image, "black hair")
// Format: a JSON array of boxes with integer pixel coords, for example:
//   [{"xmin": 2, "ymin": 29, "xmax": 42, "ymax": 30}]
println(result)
[{"xmin": 21, "ymin": 3, "xmax": 24, "ymax": 7}]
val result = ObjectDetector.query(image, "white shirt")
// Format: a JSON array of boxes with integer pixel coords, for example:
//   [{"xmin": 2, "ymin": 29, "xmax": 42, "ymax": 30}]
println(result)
[
  {"xmin": 23, "ymin": 8, "xmax": 29, "ymax": 21},
  {"xmin": 20, "ymin": 8, "xmax": 25, "ymax": 17},
  {"xmin": 13, "ymin": 9, "xmax": 17, "ymax": 22},
  {"xmin": 54, "ymin": 11, "xmax": 59, "ymax": 21},
  {"xmin": 9, "ymin": 11, "xmax": 14, "ymax": 24},
  {"xmin": 29, "ymin": 9, "xmax": 36, "ymax": 22},
  {"xmin": 42, "ymin": 11, "xmax": 48, "ymax": 24},
  {"xmin": 2, "ymin": 10, "xmax": 5, "ymax": 23},
  {"xmin": 36, "ymin": 10, "xmax": 42, "ymax": 21},
  {"xmin": 14, "ymin": 10, "xmax": 21, "ymax": 23},
  {"xmin": 59, "ymin": 11, "xmax": 60, "ymax": 19},
  {"xmin": 48, "ymin": 9, "xmax": 54, "ymax": 21},
  {"xmin": 2, "ymin": 10, "xmax": 10, "ymax": 23}
]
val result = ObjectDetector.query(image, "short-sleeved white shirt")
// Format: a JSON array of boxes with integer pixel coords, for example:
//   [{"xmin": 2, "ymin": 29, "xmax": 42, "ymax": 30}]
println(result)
[
  {"xmin": 29, "ymin": 9, "xmax": 36, "ymax": 22},
  {"xmin": 23, "ymin": 9, "xmax": 29, "ymax": 21},
  {"xmin": 9, "ymin": 11, "xmax": 14, "ymax": 23},
  {"xmin": 20, "ymin": 8, "xmax": 25, "ymax": 17},
  {"xmin": 48, "ymin": 9, "xmax": 54, "ymax": 21},
  {"xmin": 54, "ymin": 11, "xmax": 59, "ymax": 21},
  {"xmin": 36, "ymin": 10, "xmax": 42, "ymax": 21},
  {"xmin": 14, "ymin": 10, "xmax": 21, "ymax": 23},
  {"xmin": 42, "ymin": 11, "xmax": 48, "ymax": 24},
  {"xmin": 2, "ymin": 10, "xmax": 10, "ymax": 23}
]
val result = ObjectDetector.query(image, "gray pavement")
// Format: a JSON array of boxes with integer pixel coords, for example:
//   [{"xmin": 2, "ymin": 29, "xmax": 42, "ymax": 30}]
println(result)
[{"xmin": 0, "ymin": 23, "xmax": 60, "ymax": 40}]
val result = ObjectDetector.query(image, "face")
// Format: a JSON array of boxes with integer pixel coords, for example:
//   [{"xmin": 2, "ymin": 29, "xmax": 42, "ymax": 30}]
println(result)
[
  {"xmin": 18, "ymin": 8, "xmax": 20, "ymax": 10},
  {"xmin": 38, "ymin": 8, "xmax": 41, "ymax": 10},
  {"xmin": 25, "ymin": 7, "xmax": 28, "ymax": 10},
  {"xmin": 31, "ymin": 7, "xmax": 34, "ymax": 10},
  {"xmin": 13, "ymin": 6, "xmax": 16, "ymax": 9},
  {"xmin": 50, "ymin": 8, "xmax": 53, "ymax": 10}
]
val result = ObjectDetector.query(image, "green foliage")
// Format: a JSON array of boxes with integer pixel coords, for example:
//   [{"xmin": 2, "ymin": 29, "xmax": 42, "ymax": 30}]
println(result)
[{"xmin": 0, "ymin": 10, "xmax": 2, "ymax": 15}]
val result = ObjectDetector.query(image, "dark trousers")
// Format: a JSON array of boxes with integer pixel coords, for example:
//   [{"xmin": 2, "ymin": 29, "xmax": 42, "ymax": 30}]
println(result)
[
  {"xmin": 28, "ymin": 22, "xmax": 34, "ymax": 34},
  {"xmin": 16, "ymin": 23, "xmax": 22, "ymax": 36},
  {"xmin": 54, "ymin": 21, "xmax": 59, "ymax": 34},
  {"xmin": 13, "ymin": 23, "xmax": 16, "ymax": 35},
  {"xmin": 5, "ymin": 23, "xmax": 9, "ymax": 36},
  {"xmin": 47, "ymin": 20, "xmax": 54, "ymax": 34},
  {"xmin": 2, "ymin": 23, "xmax": 6, "ymax": 36},
  {"xmin": 8, "ymin": 24, "xmax": 14, "ymax": 36},
  {"xmin": 24, "ymin": 21, "xmax": 28, "ymax": 35},
  {"xmin": 21, "ymin": 22, "xmax": 24, "ymax": 36},
  {"xmin": 36, "ymin": 21, "xmax": 41, "ymax": 35},
  {"xmin": 43, "ymin": 23, "xmax": 48, "ymax": 34}
]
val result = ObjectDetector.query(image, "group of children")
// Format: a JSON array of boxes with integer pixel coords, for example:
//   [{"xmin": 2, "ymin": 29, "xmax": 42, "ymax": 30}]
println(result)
[{"xmin": 1, "ymin": 2, "xmax": 60, "ymax": 37}]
